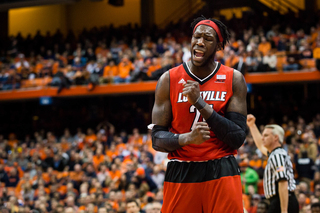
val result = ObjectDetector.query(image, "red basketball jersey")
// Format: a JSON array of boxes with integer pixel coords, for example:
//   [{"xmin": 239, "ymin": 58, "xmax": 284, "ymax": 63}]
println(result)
[{"xmin": 168, "ymin": 62, "xmax": 237, "ymax": 161}]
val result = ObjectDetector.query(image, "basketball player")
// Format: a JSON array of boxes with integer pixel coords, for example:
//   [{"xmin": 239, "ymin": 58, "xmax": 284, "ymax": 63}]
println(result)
[{"xmin": 151, "ymin": 16, "xmax": 247, "ymax": 213}]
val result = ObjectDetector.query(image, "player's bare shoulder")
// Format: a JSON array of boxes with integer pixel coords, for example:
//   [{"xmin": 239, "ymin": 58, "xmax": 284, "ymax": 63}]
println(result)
[
  {"xmin": 152, "ymin": 70, "xmax": 172, "ymax": 126},
  {"xmin": 155, "ymin": 71, "xmax": 170, "ymax": 101},
  {"xmin": 232, "ymin": 69, "xmax": 247, "ymax": 96},
  {"xmin": 226, "ymin": 69, "xmax": 247, "ymax": 114},
  {"xmin": 156, "ymin": 71, "xmax": 169, "ymax": 91}
]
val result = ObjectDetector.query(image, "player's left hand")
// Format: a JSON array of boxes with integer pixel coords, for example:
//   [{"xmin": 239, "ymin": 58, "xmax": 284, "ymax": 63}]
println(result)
[{"xmin": 182, "ymin": 80, "xmax": 200, "ymax": 104}]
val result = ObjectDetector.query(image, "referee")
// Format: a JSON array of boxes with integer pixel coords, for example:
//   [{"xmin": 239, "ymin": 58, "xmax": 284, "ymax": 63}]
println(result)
[{"xmin": 247, "ymin": 114, "xmax": 299, "ymax": 213}]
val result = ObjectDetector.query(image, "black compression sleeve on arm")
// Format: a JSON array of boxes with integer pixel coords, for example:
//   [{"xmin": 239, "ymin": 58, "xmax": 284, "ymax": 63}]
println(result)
[
  {"xmin": 205, "ymin": 111, "xmax": 246, "ymax": 150},
  {"xmin": 151, "ymin": 125, "xmax": 181, "ymax": 153}
]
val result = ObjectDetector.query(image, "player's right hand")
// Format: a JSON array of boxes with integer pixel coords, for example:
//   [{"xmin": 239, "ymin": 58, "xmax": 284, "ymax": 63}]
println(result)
[
  {"xmin": 246, "ymin": 114, "xmax": 256, "ymax": 127},
  {"xmin": 182, "ymin": 80, "xmax": 200, "ymax": 105},
  {"xmin": 188, "ymin": 122, "xmax": 211, "ymax": 145}
]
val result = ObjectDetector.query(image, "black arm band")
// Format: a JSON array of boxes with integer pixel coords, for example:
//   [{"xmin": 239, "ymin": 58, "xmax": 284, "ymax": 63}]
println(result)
[
  {"xmin": 205, "ymin": 111, "xmax": 246, "ymax": 150},
  {"xmin": 151, "ymin": 125, "xmax": 181, "ymax": 153},
  {"xmin": 193, "ymin": 97, "xmax": 207, "ymax": 111}
]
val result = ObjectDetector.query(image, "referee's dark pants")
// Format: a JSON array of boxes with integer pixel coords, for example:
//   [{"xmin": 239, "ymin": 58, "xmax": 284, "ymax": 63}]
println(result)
[{"xmin": 268, "ymin": 191, "xmax": 299, "ymax": 213}]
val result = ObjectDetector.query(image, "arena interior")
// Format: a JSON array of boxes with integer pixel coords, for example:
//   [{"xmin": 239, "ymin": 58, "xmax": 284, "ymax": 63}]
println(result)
[{"xmin": 0, "ymin": 0, "xmax": 320, "ymax": 212}]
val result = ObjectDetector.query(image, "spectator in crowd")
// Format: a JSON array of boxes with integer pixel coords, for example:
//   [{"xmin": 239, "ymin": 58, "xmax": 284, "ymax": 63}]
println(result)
[
  {"xmin": 2, "ymin": 68, "xmax": 21, "ymax": 90},
  {"xmin": 6, "ymin": 168, "xmax": 19, "ymax": 187},
  {"xmin": 0, "ymin": 163, "xmax": 9, "ymax": 184},
  {"xmin": 299, "ymin": 132, "xmax": 318, "ymax": 162},
  {"xmin": 114, "ymin": 55, "xmax": 134, "ymax": 84},
  {"xmin": 132, "ymin": 167, "xmax": 157, "ymax": 192},
  {"xmin": 257, "ymin": 200, "xmax": 269, "ymax": 213},
  {"xmin": 246, "ymin": 50, "xmax": 260, "ymax": 72},
  {"xmin": 262, "ymin": 50, "xmax": 277, "ymax": 71},
  {"xmin": 313, "ymin": 41, "xmax": 320, "ymax": 71},
  {"xmin": 283, "ymin": 45, "xmax": 301, "ymax": 71},
  {"xmin": 15, "ymin": 54, "xmax": 30, "ymax": 72},
  {"xmin": 100, "ymin": 60, "xmax": 118, "ymax": 84},
  {"xmin": 240, "ymin": 161, "xmax": 260, "ymax": 194},
  {"xmin": 249, "ymin": 152, "xmax": 266, "ymax": 178},
  {"xmin": 98, "ymin": 207, "xmax": 108, "ymax": 213},
  {"xmin": 225, "ymin": 49, "xmax": 239, "ymax": 68},
  {"xmin": 295, "ymin": 151, "xmax": 315, "ymax": 184},
  {"xmin": 312, "ymin": 202, "xmax": 320, "ymax": 213},
  {"xmin": 258, "ymin": 37, "xmax": 272, "ymax": 56},
  {"xmin": 150, "ymin": 165, "xmax": 164, "ymax": 190},
  {"xmin": 126, "ymin": 199, "xmax": 141, "ymax": 213},
  {"xmin": 300, "ymin": 42, "xmax": 313, "ymax": 59}
]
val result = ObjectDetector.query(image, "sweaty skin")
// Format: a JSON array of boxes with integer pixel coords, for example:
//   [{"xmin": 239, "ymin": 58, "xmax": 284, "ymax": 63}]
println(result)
[{"xmin": 152, "ymin": 24, "xmax": 247, "ymax": 151}]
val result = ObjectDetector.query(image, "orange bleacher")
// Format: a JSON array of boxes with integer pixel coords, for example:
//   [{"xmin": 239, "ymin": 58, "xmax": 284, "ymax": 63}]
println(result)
[
  {"xmin": 20, "ymin": 77, "xmax": 53, "ymax": 88},
  {"xmin": 299, "ymin": 58, "xmax": 316, "ymax": 69},
  {"xmin": 275, "ymin": 51, "xmax": 287, "ymax": 72}
]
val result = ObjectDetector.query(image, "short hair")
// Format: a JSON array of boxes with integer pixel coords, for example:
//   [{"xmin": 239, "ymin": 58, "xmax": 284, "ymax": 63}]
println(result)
[
  {"xmin": 126, "ymin": 199, "xmax": 139, "ymax": 208},
  {"xmin": 191, "ymin": 15, "xmax": 230, "ymax": 49},
  {"xmin": 265, "ymin": 124, "xmax": 285, "ymax": 144}
]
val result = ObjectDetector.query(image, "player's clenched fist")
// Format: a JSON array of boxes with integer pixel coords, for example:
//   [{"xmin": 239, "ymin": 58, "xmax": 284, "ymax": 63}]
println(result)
[
  {"xmin": 182, "ymin": 80, "xmax": 200, "ymax": 104},
  {"xmin": 187, "ymin": 122, "xmax": 211, "ymax": 145},
  {"xmin": 246, "ymin": 114, "xmax": 256, "ymax": 127}
]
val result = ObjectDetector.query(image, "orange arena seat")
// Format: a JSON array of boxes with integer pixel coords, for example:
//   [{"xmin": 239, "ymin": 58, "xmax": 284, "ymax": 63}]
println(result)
[{"xmin": 21, "ymin": 77, "xmax": 52, "ymax": 88}]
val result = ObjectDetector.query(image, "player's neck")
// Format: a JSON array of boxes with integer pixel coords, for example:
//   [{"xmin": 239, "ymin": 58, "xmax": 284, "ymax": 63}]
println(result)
[{"xmin": 188, "ymin": 60, "xmax": 217, "ymax": 79}]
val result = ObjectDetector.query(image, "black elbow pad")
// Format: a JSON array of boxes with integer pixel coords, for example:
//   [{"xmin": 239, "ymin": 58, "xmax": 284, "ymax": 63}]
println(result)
[
  {"xmin": 223, "ymin": 126, "xmax": 247, "ymax": 150},
  {"xmin": 225, "ymin": 112, "xmax": 247, "ymax": 132},
  {"xmin": 206, "ymin": 111, "xmax": 246, "ymax": 150},
  {"xmin": 151, "ymin": 125, "xmax": 181, "ymax": 152}
]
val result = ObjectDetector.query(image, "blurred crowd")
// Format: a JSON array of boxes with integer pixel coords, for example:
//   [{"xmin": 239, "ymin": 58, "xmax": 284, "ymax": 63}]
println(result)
[
  {"xmin": 0, "ymin": 123, "xmax": 166, "ymax": 213},
  {"xmin": 1, "ymin": 14, "xmax": 320, "ymax": 92},
  {"xmin": 0, "ymin": 112, "xmax": 320, "ymax": 213}
]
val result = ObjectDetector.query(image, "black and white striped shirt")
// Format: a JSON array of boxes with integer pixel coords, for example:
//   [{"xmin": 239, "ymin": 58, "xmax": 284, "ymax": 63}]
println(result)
[{"xmin": 263, "ymin": 147, "xmax": 296, "ymax": 199}]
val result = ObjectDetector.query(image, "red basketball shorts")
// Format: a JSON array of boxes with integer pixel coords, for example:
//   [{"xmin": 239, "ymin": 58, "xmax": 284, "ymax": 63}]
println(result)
[{"xmin": 161, "ymin": 155, "xmax": 243, "ymax": 213}]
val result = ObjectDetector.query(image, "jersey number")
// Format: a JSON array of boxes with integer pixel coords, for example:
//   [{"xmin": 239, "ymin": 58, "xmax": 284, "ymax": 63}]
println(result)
[{"xmin": 189, "ymin": 104, "xmax": 213, "ymax": 131}]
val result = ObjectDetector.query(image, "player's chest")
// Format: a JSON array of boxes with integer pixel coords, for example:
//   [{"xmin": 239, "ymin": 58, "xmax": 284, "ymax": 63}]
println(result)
[{"xmin": 173, "ymin": 82, "xmax": 230, "ymax": 110}]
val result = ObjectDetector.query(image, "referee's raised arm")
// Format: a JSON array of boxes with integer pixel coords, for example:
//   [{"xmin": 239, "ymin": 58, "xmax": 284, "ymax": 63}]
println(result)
[{"xmin": 246, "ymin": 114, "xmax": 268, "ymax": 156}]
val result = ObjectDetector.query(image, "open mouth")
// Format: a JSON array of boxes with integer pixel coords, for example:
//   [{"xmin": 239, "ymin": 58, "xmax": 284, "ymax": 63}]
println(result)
[{"xmin": 194, "ymin": 50, "xmax": 204, "ymax": 59}]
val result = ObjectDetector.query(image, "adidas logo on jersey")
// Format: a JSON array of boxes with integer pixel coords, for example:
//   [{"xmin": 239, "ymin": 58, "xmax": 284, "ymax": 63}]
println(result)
[{"xmin": 178, "ymin": 78, "xmax": 186, "ymax": 84}]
